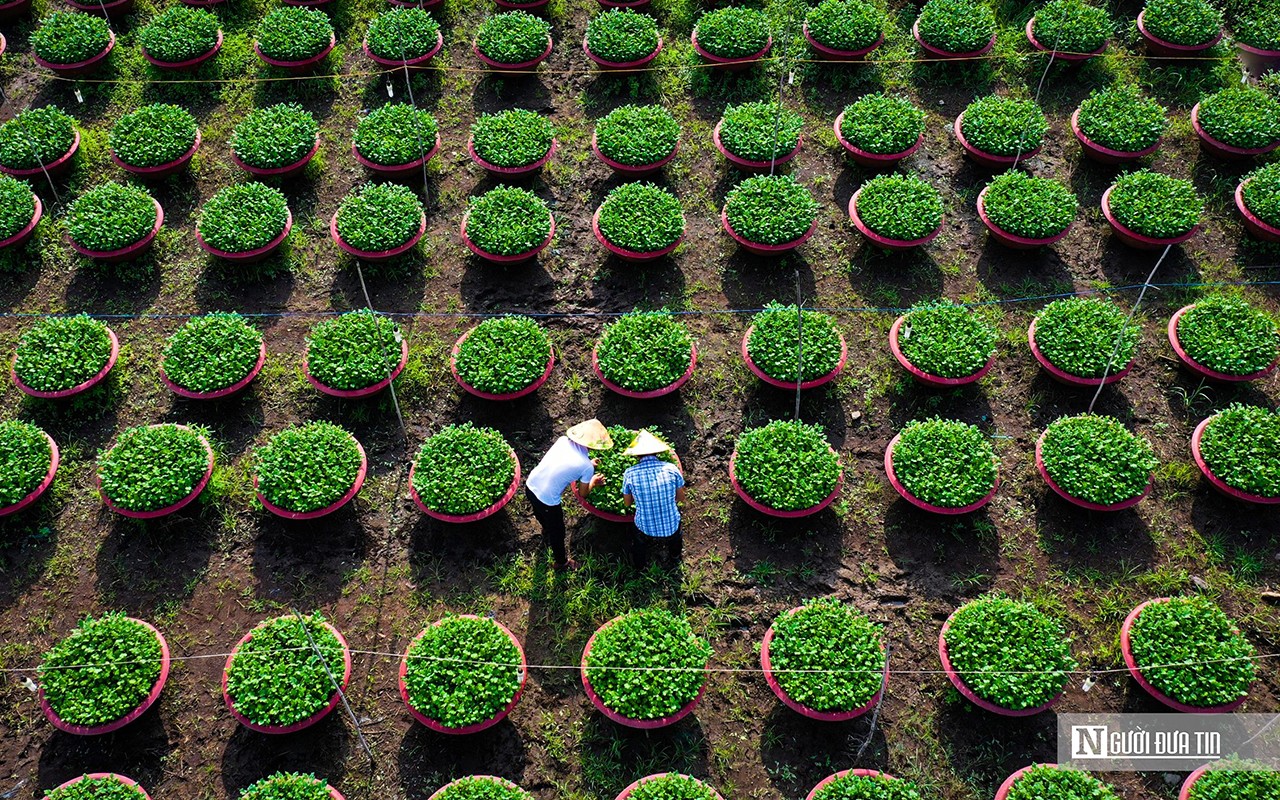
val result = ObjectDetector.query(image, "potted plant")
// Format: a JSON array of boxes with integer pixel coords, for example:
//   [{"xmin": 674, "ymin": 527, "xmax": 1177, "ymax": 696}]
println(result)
[
  {"xmin": 692, "ymin": 7, "xmax": 772, "ymax": 69},
  {"xmin": 834, "ymin": 93, "xmax": 926, "ymax": 168},
  {"xmin": 304, "ymin": 309, "xmax": 408, "ymax": 397},
  {"xmin": 581, "ymin": 609, "xmax": 712, "ymax": 728},
  {"xmin": 886, "ymin": 418, "xmax": 999, "ymax": 514},
  {"xmin": 461, "ymin": 186, "xmax": 555, "ymax": 263},
  {"xmin": 364, "ymin": 8, "xmax": 443, "ymax": 69},
  {"xmin": 722, "ymin": 174, "xmax": 820, "ymax": 255},
  {"xmin": 955, "ymin": 95, "xmax": 1048, "ymax": 168},
  {"xmin": 197, "ymin": 182, "xmax": 293, "ymax": 262},
  {"xmin": 1028, "ymin": 297, "xmax": 1140, "ymax": 386},
  {"xmin": 593, "ymin": 182, "xmax": 684, "ymax": 261},
  {"xmin": 430, "ymin": 777, "xmax": 530, "ymax": 800},
  {"xmin": 0, "ymin": 421, "xmax": 58, "ymax": 517},
  {"xmin": 761, "ymin": 598, "xmax": 886, "ymax": 720},
  {"xmin": 584, "ymin": 9, "xmax": 663, "ymax": 69},
  {"xmin": 254, "ymin": 422, "xmax": 366, "ymax": 519},
  {"xmin": 223, "ymin": 613, "xmax": 351, "ymax": 733},
  {"xmin": 330, "ymin": 183, "xmax": 426, "ymax": 261},
  {"xmin": 939, "ymin": 594, "xmax": 1075, "ymax": 715},
  {"xmin": 353, "ymin": 104, "xmax": 440, "ymax": 178},
  {"xmin": 913, "ymin": 0, "xmax": 996, "ymax": 59},
  {"xmin": 38, "ymin": 613, "xmax": 169, "ymax": 735},
  {"xmin": 1167, "ymin": 295, "xmax": 1279, "ymax": 381},
  {"xmin": 0, "ymin": 174, "xmax": 41, "ymax": 251},
  {"xmin": 730, "ymin": 420, "xmax": 843, "ymax": 517},
  {"xmin": 400, "ymin": 615, "xmax": 526, "ymax": 732},
  {"xmin": 807, "ymin": 771, "xmax": 922, "ymax": 800},
  {"xmin": 617, "ymin": 775, "xmax": 724, "ymax": 800},
  {"xmin": 65, "ymin": 182, "xmax": 163, "ymax": 263},
  {"xmin": 12, "ymin": 314, "xmax": 118, "ymax": 399},
  {"xmin": 97, "ymin": 424, "xmax": 214, "ymax": 518},
  {"xmin": 995, "ymin": 766, "xmax": 1121, "ymax": 800},
  {"xmin": 1037, "ymin": 414, "xmax": 1157, "ymax": 511},
  {"xmin": 139, "ymin": 7, "xmax": 222, "ymax": 71},
  {"xmin": 451, "ymin": 315, "xmax": 554, "ymax": 400},
  {"xmin": 1025, "ymin": 0, "xmax": 1110, "ymax": 61},
  {"xmin": 978, "ymin": 171, "xmax": 1076, "ymax": 248},
  {"xmin": 240, "ymin": 774, "xmax": 343, "ymax": 800},
  {"xmin": 1233, "ymin": 11, "xmax": 1280, "ymax": 74},
  {"xmin": 593, "ymin": 104, "xmax": 680, "ymax": 176},
  {"xmin": 32, "ymin": 12, "xmax": 114, "ymax": 77},
  {"xmin": 742, "ymin": 303, "xmax": 846, "ymax": 389},
  {"xmin": 45, "ymin": 775, "xmax": 151, "ymax": 800},
  {"xmin": 890, "ymin": 302, "xmax": 997, "ymax": 387},
  {"xmin": 0, "ymin": 106, "xmax": 80, "ymax": 178},
  {"xmin": 161, "ymin": 313, "xmax": 266, "ymax": 399},
  {"xmin": 1138, "ymin": 0, "xmax": 1223, "ymax": 57},
  {"xmin": 715, "ymin": 102, "xmax": 803, "ymax": 172},
  {"xmin": 254, "ymin": 7, "xmax": 335, "ymax": 74},
  {"xmin": 1192, "ymin": 404, "xmax": 1280, "ymax": 504},
  {"xmin": 409, "ymin": 424, "xmax": 521, "ymax": 522},
  {"xmin": 1179, "ymin": 767, "xmax": 1280, "ymax": 800},
  {"xmin": 573, "ymin": 425, "xmax": 679, "ymax": 520},
  {"xmin": 1121, "ymin": 596, "xmax": 1254, "ymax": 712},
  {"xmin": 804, "ymin": 0, "xmax": 885, "ymax": 60},
  {"xmin": 593, "ymin": 312, "xmax": 696, "ymax": 398},
  {"xmin": 1237, "ymin": 162, "xmax": 1280, "ymax": 242},
  {"xmin": 469, "ymin": 109, "xmax": 556, "ymax": 176},
  {"xmin": 1071, "ymin": 85, "xmax": 1167, "ymax": 164},
  {"xmin": 1191, "ymin": 86, "xmax": 1280, "ymax": 159},
  {"xmin": 108, "ymin": 104, "xmax": 200, "ymax": 179},
  {"xmin": 1102, "ymin": 170, "xmax": 1202, "ymax": 250},
  {"xmin": 474, "ymin": 11, "xmax": 553, "ymax": 71},
  {"xmin": 849, "ymin": 174, "xmax": 944, "ymax": 251},
  {"xmin": 230, "ymin": 103, "xmax": 320, "ymax": 179}
]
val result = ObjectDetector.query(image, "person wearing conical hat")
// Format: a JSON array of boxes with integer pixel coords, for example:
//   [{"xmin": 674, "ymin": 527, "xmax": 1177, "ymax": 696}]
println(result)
[
  {"xmin": 525, "ymin": 419, "xmax": 614, "ymax": 569},
  {"xmin": 621, "ymin": 430, "xmax": 686, "ymax": 569}
]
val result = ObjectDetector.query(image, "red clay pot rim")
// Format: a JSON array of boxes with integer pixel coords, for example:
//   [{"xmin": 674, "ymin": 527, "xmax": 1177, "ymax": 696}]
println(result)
[
  {"xmin": 255, "ymin": 438, "xmax": 368, "ymax": 520},
  {"xmin": 581, "ymin": 615, "xmax": 708, "ymax": 729},
  {"xmin": 728, "ymin": 448, "xmax": 844, "ymax": 518},
  {"xmin": 721, "ymin": 207, "xmax": 818, "ymax": 254},
  {"xmin": 849, "ymin": 188, "xmax": 943, "ymax": 250},
  {"xmin": 111, "ymin": 130, "xmax": 201, "ymax": 176},
  {"xmin": 1120, "ymin": 598, "xmax": 1248, "ymax": 713},
  {"xmin": 41, "ymin": 619, "xmax": 170, "ymax": 735},
  {"xmin": 197, "ymin": 209, "xmax": 293, "ymax": 261},
  {"xmin": 802, "ymin": 24, "xmax": 883, "ymax": 60},
  {"xmin": 1027, "ymin": 317, "xmax": 1131, "ymax": 387},
  {"xmin": 468, "ymin": 138, "xmax": 557, "ymax": 175},
  {"xmin": 691, "ymin": 30, "xmax": 773, "ymax": 66},
  {"xmin": 1101, "ymin": 186, "xmax": 1200, "ymax": 248},
  {"xmin": 33, "ymin": 30, "xmax": 115, "ymax": 73},
  {"xmin": 253, "ymin": 32, "xmax": 336, "ymax": 70},
  {"xmin": 618, "ymin": 775, "xmax": 724, "ymax": 800},
  {"xmin": 583, "ymin": 35, "xmax": 663, "ymax": 69},
  {"xmin": 0, "ymin": 0, "xmax": 29, "ymax": 10},
  {"xmin": 1167, "ymin": 304, "xmax": 1280, "ymax": 382},
  {"xmin": 362, "ymin": 30, "xmax": 444, "ymax": 68},
  {"xmin": 572, "ymin": 452, "xmax": 684, "ymax": 523},
  {"xmin": 48, "ymin": 774, "xmax": 151, "ymax": 799},
  {"xmin": 833, "ymin": 111, "xmax": 922, "ymax": 164},
  {"xmin": 305, "ymin": 337, "xmax": 409, "ymax": 398},
  {"xmin": 161, "ymin": 340, "xmax": 266, "ymax": 399},
  {"xmin": 68, "ymin": 199, "xmax": 163, "ymax": 261},
  {"xmin": 0, "ymin": 193, "xmax": 41, "ymax": 249},
  {"xmin": 978, "ymin": 187, "xmax": 1071, "ymax": 248},
  {"xmin": 98, "ymin": 426, "xmax": 215, "ymax": 518},
  {"xmin": 409, "ymin": 449, "xmax": 522, "ymax": 523},
  {"xmin": 450, "ymin": 327, "xmax": 555, "ymax": 400},
  {"xmin": 591, "ymin": 207, "xmax": 682, "ymax": 261},
  {"xmin": 330, "ymin": 209, "xmax": 426, "ymax": 261},
  {"xmin": 461, "ymin": 211, "xmax": 556, "ymax": 263},
  {"xmin": 398, "ymin": 614, "xmax": 528, "ymax": 732},
  {"xmin": 806, "ymin": 770, "xmax": 902, "ymax": 800},
  {"xmin": 938, "ymin": 610, "xmax": 1064, "ymax": 716},
  {"xmin": 142, "ymin": 30, "xmax": 223, "ymax": 69},
  {"xmin": 885, "ymin": 434, "xmax": 998, "ymax": 515},
  {"xmin": 1070, "ymin": 107, "xmax": 1160, "ymax": 162},
  {"xmin": 1137, "ymin": 10, "xmax": 1223, "ymax": 53},
  {"xmin": 231, "ymin": 138, "xmax": 320, "ymax": 177},
  {"xmin": 994, "ymin": 765, "xmax": 1062, "ymax": 800},
  {"xmin": 223, "ymin": 619, "xmax": 353, "ymax": 732},
  {"xmin": 1237, "ymin": 41, "xmax": 1280, "ymax": 57},
  {"xmin": 760, "ymin": 608, "xmax": 885, "ymax": 721},
  {"xmin": 889, "ymin": 315, "xmax": 993, "ymax": 387},
  {"xmin": 1035, "ymin": 429, "xmax": 1152, "ymax": 511},
  {"xmin": 591, "ymin": 132, "xmax": 678, "ymax": 175},
  {"xmin": 1025, "ymin": 17, "xmax": 1105, "ymax": 61},
  {"xmin": 353, "ymin": 133, "xmax": 440, "ymax": 175},
  {"xmin": 473, "ymin": 36, "xmax": 553, "ymax": 70},
  {"xmin": 1191, "ymin": 102, "xmax": 1280, "ymax": 158},
  {"xmin": 591, "ymin": 342, "xmax": 696, "ymax": 398},
  {"xmin": 0, "ymin": 430, "xmax": 58, "ymax": 517},
  {"xmin": 1235, "ymin": 178, "xmax": 1280, "ymax": 241},
  {"xmin": 741, "ymin": 324, "xmax": 847, "ymax": 390},
  {"xmin": 1191, "ymin": 415, "xmax": 1280, "ymax": 504},
  {"xmin": 713, "ymin": 120, "xmax": 801, "ymax": 171},
  {"xmin": 953, "ymin": 113, "xmax": 1042, "ymax": 168},
  {"xmin": 912, "ymin": 20, "xmax": 995, "ymax": 59},
  {"xmin": 13, "ymin": 326, "xmax": 119, "ymax": 399},
  {"xmin": 0, "ymin": 130, "xmax": 80, "ymax": 178}
]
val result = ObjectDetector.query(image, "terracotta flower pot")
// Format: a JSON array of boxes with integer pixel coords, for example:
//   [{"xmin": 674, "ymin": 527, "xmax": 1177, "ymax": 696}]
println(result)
[
  {"xmin": 803, "ymin": 24, "xmax": 883, "ymax": 61},
  {"xmin": 1027, "ymin": 317, "xmax": 1131, "ymax": 387},
  {"xmin": 953, "ymin": 112, "xmax": 1041, "ymax": 169},
  {"xmin": 1191, "ymin": 102, "xmax": 1279, "ymax": 160},
  {"xmin": 68, "ymin": 0, "xmax": 132, "ymax": 16},
  {"xmin": 450, "ymin": 327, "xmax": 554, "ymax": 401},
  {"xmin": 222, "ymin": 620, "xmax": 353, "ymax": 732},
  {"xmin": 591, "ymin": 207, "xmax": 681, "ymax": 263},
  {"xmin": 0, "ymin": 193, "xmax": 41, "ymax": 250},
  {"xmin": 761, "ymin": 608, "xmax": 886, "ymax": 720},
  {"xmin": 713, "ymin": 120, "xmax": 801, "ymax": 173},
  {"xmin": 1191, "ymin": 414, "xmax": 1280, "ymax": 504},
  {"xmin": 1070, "ymin": 108, "xmax": 1160, "ymax": 165},
  {"xmin": 1120, "ymin": 598, "xmax": 1248, "ymax": 713},
  {"xmin": 461, "ymin": 211, "xmax": 555, "ymax": 264},
  {"xmin": 97, "ymin": 426, "xmax": 215, "ymax": 519},
  {"xmin": 41, "ymin": 619, "xmax": 170, "ymax": 734},
  {"xmin": 197, "ymin": 210, "xmax": 292, "ymax": 264},
  {"xmin": 994, "ymin": 766, "xmax": 1060, "ymax": 800},
  {"xmin": 143, "ymin": 30, "xmax": 223, "ymax": 71},
  {"xmin": 913, "ymin": 19, "xmax": 995, "ymax": 60},
  {"xmin": 362, "ymin": 30, "xmax": 443, "ymax": 70},
  {"xmin": 592, "ymin": 343, "xmax": 696, "ymax": 399},
  {"xmin": 721, "ymin": 207, "xmax": 818, "ymax": 256},
  {"xmin": 583, "ymin": 35, "xmax": 663, "ymax": 70},
  {"xmin": 1235, "ymin": 178, "xmax": 1280, "ymax": 243},
  {"xmin": 354, "ymin": 134, "xmax": 440, "ymax": 179},
  {"xmin": 34, "ymin": 30, "xmax": 115, "ymax": 77},
  {"xmin": 740, "ymin": 325, "xmax": 847, "ymax": 390},
  {"xmin": 939, "ymin": 610, "xmax": 1063, "ymax": 715},
  {"xmin": 572, "ymin": 453, "xmax": 683, "ymax": 523},
  {"xmin": 581, "ymin": 615, "xmax": 707, "ymax": 729},
  {"xmin": 0, "ymin": 0, "xmax": 32, "ymax": 22},
  {"xmin": 46, "ymin": 775, "xmax": 150, "ymax": 800},
  {"xmin": 254, "ymin": 32, "xmax": 335, "ymax": 75},
  {"xmin": 468, "ymin": 137, "xmax": 557, "ymax": 177},
  {"xmin": 833, "ymin": 111, "xmax": 922, "ymax": 169},
  {"xmin": 885, "ymin": 434, "xmax": 998, "ymax": 515},
  {"xmin": 0, "ymin": 430, "xmax": 58, "ymax": 517},
  {"xmin": 409, "ymin": 449, "xmax": 522, "ymax": 523},
  {"xmin": 977, "ymin": 186, "xmax": 1070, "ymax": 249},
  {"xmin": 1024, "ymin": 17, "xmax": 1104, "ymax": 62},
  {"xmin": 1101, "ymin": 185, "xmax": 1199, "ymax": 250},
  {"xmin": 13, "ymin": 327, "xmax": 119, "ymax": 400},
  {"xmin": 330, "ymin": 209, "xmax": 426, "ymax": 262},
  {"xmin": 0, "ymin": 130, "xmax": 79, "ymax": 179},
  {"xmin": 1166, "ymin": 304, "xmax": 1279, "ymax": 382},
  {"xmin": 1035, "ymin": 429, "xmax": 1152, "ymax": 511},
  {"xmin": 161, "ymin": 341, "xmax": 266, "ymax": 400},
  {"xmin": 472, "ymin": 36, "xmax": 552, "ymax": 71},
  {"xmin": 806, "ymin": 771, "xmax": 905, "ymax": 800},
  {"xmin": 691, "ymin": 30, "xmax": 772, "ymax": 71},
  {"xmin": 1178, "ymin": 767, "xmax": 1213, "ymax": 800},
  {"xmin": 848, "ymin": 188, "xmax": 943, "ymax": 251},
  {"xmin": 1237, "ymin": 42, "xmax": 1280, "ymax": 76},
  {"xmin": 591, "ymin": 132, "xmax": 677, "ymax": 177},
  {"xmin": 231, "ymin": 137, "xmax": 319, "ymax": 179},
  {"xmin": 111, "ymin": 131, "xmax": 200, "ymax": 180},
  {"xmin": 1137, "ymin": 10, "xmax": 1221, "ymax": 59},
  {"xmin": 255, "ymin": 439, "xmax": 367, "ymax": 520},
  {"xmin": 304, "ymin": 337, "xmax": 409, "ymax": 398},
  {"xmin": 68, "ymin": 199, "xmax": 163, "ymax": 263},
  {"xmin": 889, "ymin": 315, "xmax": 994, "ymax": 388},
  {"xmin": 728, "ymin": 448, "xmax": 844, "ymax": 518}
]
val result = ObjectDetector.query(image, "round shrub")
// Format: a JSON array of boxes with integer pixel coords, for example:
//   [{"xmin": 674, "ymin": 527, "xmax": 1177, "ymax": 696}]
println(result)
[
  {"xmin": 0, "ymin": 421, "xmax": 52, "ymax": 508},
  {"xmin": 411, "ymin": 424, "xmax": 516, "ymax": 515},
  {"xmin": 98, "ymin": 424, "xmax": 210, "ymax": 512},
  {"xmin": 66, "ymin": 182, "xmax": 157, "ymax": 252},
  {"xmin": 855, "ymin": 174, "xmax": 943, "ymax": 241},
  {"xmin": 1196, "ymin": 86, "xmax": 1280, "ymax": 150},
  {"xmin": 694, "ymin": 7, "xmax": 770, "ymax": 58},
  {"xmin": 746, "ymin": 302, "xmax": 843, "ymax": 383},
  {"xmin": 231, "ymin": 103, "xmax": 319, "ymax": 170},
  {"xmin": 596, "ymin": 312, "xmax": 694, "ymax": 392},
  {"xmin": 240, "ymin": 773, "xmax": 332, "ymax": 800},
  {"xmin": 1242, "ymin": 162, "xmax": 1280, "ymax": 229},
  {"xmin": 1198, "ymin": 404, "xmax": 1280, "ymax": 498},
  {"xmin": 198, "ymin": 182, "xmax": 290, "ymax": 254},
  {"xmin": 810, "ymin": 773, "xmax": 922, "ymax": 800},
  {"xmin": 162, "ymin": 313, "xmax": 263, "ymax": 394},
  {"xmin": 471, "ymin": 109, "xmax": 554, "ymax": 168},
  {"xmin": 1176, "ymin": 295, "xmax": 1279, "ymax": 376},
  {"xmin": 945, "ymin": 594, "xmax": 1076, "ymax": 710},
  {"xmin": 139, "ymin": 7, "xmax": 220, "ymax": 63},
  {"xmin": 39, "ymin": 613, "xmax": 162, "ymax": 727},
  {"xmin": 597, "ymin": 182, "xmax": 684, "ymax": 253},
  {"xmin": 1075, "ymin": 85, "xmax": 1167, "ymax": 153},
  {"xmin": 1108, "ymin": 170, "xmax": 1202, "ymax": 239},
  {"xmin": 108, "ymin": 104, "xmax": 198, "ymax": 169},
  {"xmin": 898, "ymin": 302, "xmax": 997, "ymax": 378},
  {"xmin": 1128, "ymin": 596, "xmax": 1254, "ymax": 707},
  {"xmin": 47, "ymin": 775, "xmax": 148, "ymax": 800},
  {"xmin": 627, "ymin": 776, "xmax": 719, "ymax": 800},
  {"xmin": 476, "ymin": 11, "xmax": 551, "ymax": 64},
  {"xmin": 32, "ymin": 12, "xmax": 111, "ymax": 65},
  {"xmin": 1030, "ymin": 0, "xmax": 1111, "ymax": 53},
  {"xmin": 734, "ymin": 420, "xmax": 841, "ymax": 511},
  {"xmin": 434, "ymin": 778, "xmax": 530, "ymax": 800},
  {"xmin": 0, "ymin": 175, "xmax": 36, "ymax": 240},
  {"xmin": 585, "ymin": 609, "xmax": 711, "ymax": 720},
  {"xmin": 1233, "ymin": 11, "xmax": 1280, "ymax": 51},
  {"xmin": 1032, "ymin": 297, "xmax": 1140, "ymax": 378},
  {"xmin": 255, "ymin": 423, "xmax": 363, "ymax": 514},
  {"xmin": 306, "ymin": 309, "xmax": 403, "ymax": 391},
  {"xmin": 893, "ymin": 418, "xmax": 997, "ymax": 508},
  {"xmin": 256, "ymin": 7, "xmax": 333, "ymax": 62},
  {"xmin": 960, "ymin": 95, "xmax": 1048, "ymax": 157},
  {"xmin": 335, "ymin": 183, "xmax": 424, "ymax": 253},
  {"xmin": 839, "ymin": 93, "xmax": 925, "ymax": 155},
  {"xmin": 13, "ymin": 315, "xmax": 112, "ymax": 393},
  {"xmin": 1040, "ymin": 414, "xmax": 1157, "ymax": 505},
  {"xmin": 403, "ymin": 615, "xmax": 522, "ymax": 727},
  {"xmin": 454, "ymin": 316, "xmax": 552, "ymax": 395},
  {"xmin": 982, "ymin": 170, "xmax": 1076, "ymax": 239},
  {"xmin": 354, "ymin": 104, "xmax": 439, "ymax": 167},
  {"xmin": 724, "ymin": 174, "xmax": 819, "ymax": 245},
  {"xmin": 915, "ymin": 0, "xmax": 996, "ymax": 53},
  {"xmin": 586, "ymin": 9, "xmax": 660, "ymax": 63},
  {"xmin": 366, "ymin": 8, "xmax": 441, "ymax": 61},
  {"xmin": 1143, "ymin": 0, "xmax": 1222, "ymax": 46},
  {"xmin": 465, "ymin": 186, "xmax": 552, "ymax": 256},
  {"xmin": 0, "ymin": 107, "xmax": 78, "ymax": 171},
  {"xmin": 768, "ymin": 597, "xmax": 885, "ymax": 712},
  {"xmin": 805, "ymin": 0, "xmax": 884, "ymax": 52},
  {"xmin": 582, "ymin": 425, "xmax": 678, "ymax": 514},
  {"xmin": 595, "ymin": 104, "xmax": 679, "ymax": 166},
  {"xmin": 1004, "ymin": 767, "xmax": 1120, "ymax": 800},
  {"xmin": 225, "ymin": 613, "xmax": 346, "ymax": 727},
  {"xmin": 718, "ymin": 102, "xmax": 802, "ymax": 163},
  {"xmin": 1186, "ymin": 769, "xmax": 1280, "ymax": 800}
]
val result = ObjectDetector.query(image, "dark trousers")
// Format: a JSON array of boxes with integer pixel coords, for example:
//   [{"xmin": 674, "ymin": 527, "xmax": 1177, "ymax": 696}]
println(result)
[
  {"xmin": 526, "ymin": 488, "xmax": 567, "ymax": 565},
  {"xmin": 632, "ymin": 526, "xmax": 682, "ymax": 569}
]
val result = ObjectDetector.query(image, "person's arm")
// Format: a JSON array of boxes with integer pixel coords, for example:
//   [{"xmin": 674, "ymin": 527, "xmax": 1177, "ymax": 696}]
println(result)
[
  {"xmin": 621, "ymin": 471, "xmax": 634, "ymax": 507},
  {"xmin": 623, "ymin": 492, "xmax": 635, "ymax": 508},
  {"xmin": 675, "ymin": 486, "xmax": 686, "ymax": 504},
  {"xmin": 585, "ymin": 458, "xmax": 604, "ymax": 490}
]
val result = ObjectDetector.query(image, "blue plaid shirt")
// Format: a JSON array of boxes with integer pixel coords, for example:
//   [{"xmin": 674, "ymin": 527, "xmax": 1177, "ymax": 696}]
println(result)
[{"xmin": 621, "ymin": 456, "xmax": 685, "ymax": 537}]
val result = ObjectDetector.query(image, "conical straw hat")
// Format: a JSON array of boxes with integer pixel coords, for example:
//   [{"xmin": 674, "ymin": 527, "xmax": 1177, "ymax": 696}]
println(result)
[
  {"xmin": 566, "ymin": 419, "xmax": 613, "ymax": 450},
  {"xmin": 623, "ymin": 430, "xmax": 670, "ymax": 457}
]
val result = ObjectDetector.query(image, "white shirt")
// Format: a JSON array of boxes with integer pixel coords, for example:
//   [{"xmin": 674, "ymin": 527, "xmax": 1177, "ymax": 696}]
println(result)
[{"xmin": 526, "ymin": 436, "xmax": 595, "ymax": 506}]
